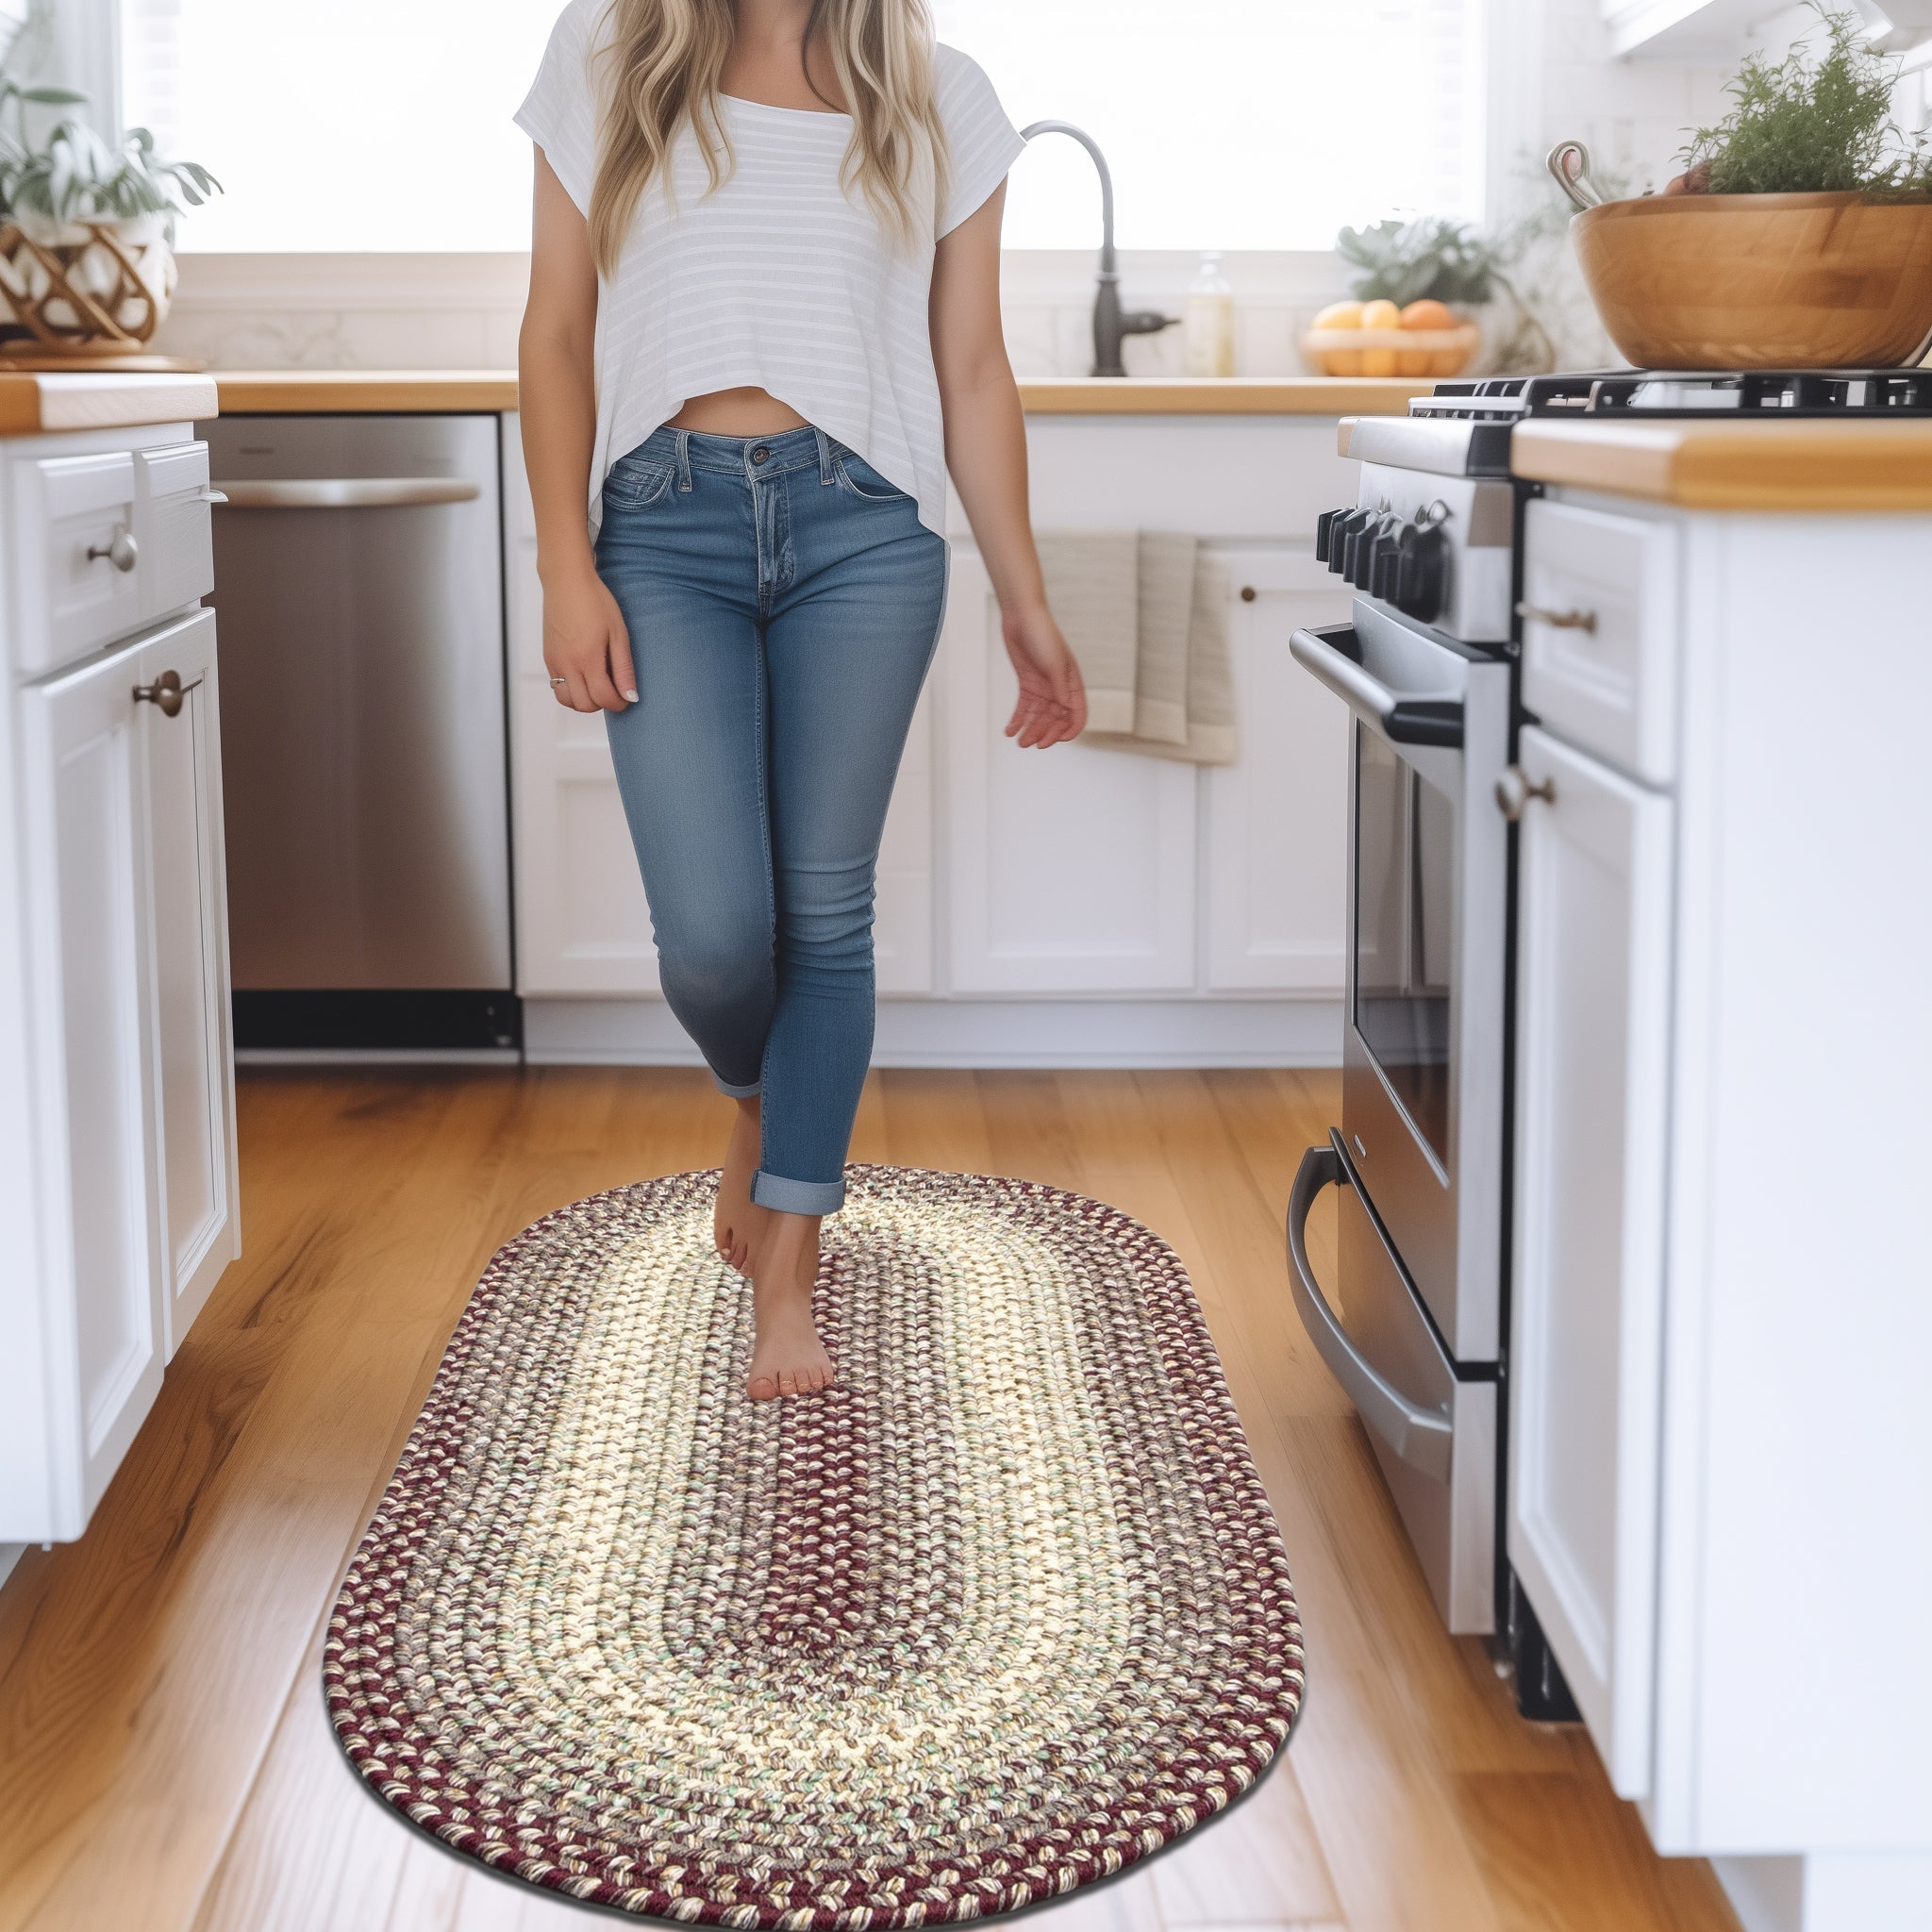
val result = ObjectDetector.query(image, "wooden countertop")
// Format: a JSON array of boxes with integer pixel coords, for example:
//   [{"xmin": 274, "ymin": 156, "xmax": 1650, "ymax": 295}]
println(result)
[
  {"xmin": 210, "ymin": 370, "xmax": 1431, "ymax": 417},
  {"xmin": 0, "ymin": 370, "xmax": 221, "ymax": 436},
  {"xmin": 1014, "ymin": 376, "xmax": 1434, "ymax": 415},
  {"xmin": 214, "ymin": 370, "xmax": 520, "ymax": 413},
  {"xmin": 1512, "ymin": 418, "xmax": 1932, "ymax": 511}
]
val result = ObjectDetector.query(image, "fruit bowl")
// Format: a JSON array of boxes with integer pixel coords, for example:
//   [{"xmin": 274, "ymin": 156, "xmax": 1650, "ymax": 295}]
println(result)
[
  {"xmin": 1302, "ymin": 298, "xmax": 1480, "ymax": 378},
  {"xmin": 1302, "ymin": 325, "xmax": 1481, "ymax": 378},
  {"xmin": 1572, "ymin": 191, "xmax": 1932, "ymax": 369}
]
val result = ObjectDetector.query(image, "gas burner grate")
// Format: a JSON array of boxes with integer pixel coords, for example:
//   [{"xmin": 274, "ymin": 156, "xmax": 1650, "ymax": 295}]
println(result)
[{"xmin": 1411, "ymin": 369, "xmax": 1932, "ymax": 421}]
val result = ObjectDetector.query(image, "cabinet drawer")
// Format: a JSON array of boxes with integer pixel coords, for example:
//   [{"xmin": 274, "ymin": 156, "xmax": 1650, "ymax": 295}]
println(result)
[
  {"xmin": 137, "ymin": 442, "xmax": 216, "ymax": 624},
  {"xmin": 1520, "ymin": 501, "xmax": 1677, "ymax": 787},
  {"xmin": 11, "ymin": 450, "xmax": 142, "ymax": 676}
]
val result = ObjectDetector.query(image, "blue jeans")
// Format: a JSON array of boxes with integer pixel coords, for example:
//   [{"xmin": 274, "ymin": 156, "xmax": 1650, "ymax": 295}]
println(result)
[{"xmin": 594, "ymin": 424, "xmax": 948, "ymax": 1216}]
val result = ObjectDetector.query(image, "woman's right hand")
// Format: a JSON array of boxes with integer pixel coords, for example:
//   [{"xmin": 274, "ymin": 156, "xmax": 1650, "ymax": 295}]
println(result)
[{"xmin": 542, "ymin": 568, "xmax": 637, "ymax": 713}]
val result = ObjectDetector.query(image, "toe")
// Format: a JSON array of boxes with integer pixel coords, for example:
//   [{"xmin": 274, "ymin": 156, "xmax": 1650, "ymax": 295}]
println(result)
[{"xmin": 748, "ymin": 1373, "xmax": 777, "ymax": 1401}]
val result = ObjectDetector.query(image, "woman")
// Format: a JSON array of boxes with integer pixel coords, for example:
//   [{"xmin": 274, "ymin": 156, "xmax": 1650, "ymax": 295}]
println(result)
[{"xmin": 516, "ymin": 0, "xmax": 1085, "ymax": 1403}]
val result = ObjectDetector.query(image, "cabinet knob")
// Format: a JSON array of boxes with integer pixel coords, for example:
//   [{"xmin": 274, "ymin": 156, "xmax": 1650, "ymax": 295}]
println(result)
[
  {"xmin": 133, "ymin": 669, "xmax": 192, "ymax": 718},
  {"xmin": 1495, "ymin": 765, "xmax": 1557, "ymax": 820},
  {"xmin": 1240, "ymin": 584, "xmax": 1257, "ymax": 603},
  {"xmin": 88, "ymin": 526, "xmax": 140, "ymax": 574}
]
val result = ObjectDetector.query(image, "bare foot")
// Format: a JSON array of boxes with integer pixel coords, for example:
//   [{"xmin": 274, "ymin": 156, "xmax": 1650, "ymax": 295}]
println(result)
[
  {"xmin": 747, "ymin": 1212, "xmax": 834, "ymax": 1401},
  {"xmin": 714, "ymin": 1096, "xmax": 769, "ymax": 1274}
]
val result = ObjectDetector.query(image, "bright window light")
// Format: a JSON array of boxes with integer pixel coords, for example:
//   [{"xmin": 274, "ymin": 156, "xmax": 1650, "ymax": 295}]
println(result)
[
  {"xmin": 123, "ymin": 0, "xmax": 1484, "ymax": 254},
  {"xmin": 936, "ymin": 0, "xmax": 1486, "ymax": 249}
]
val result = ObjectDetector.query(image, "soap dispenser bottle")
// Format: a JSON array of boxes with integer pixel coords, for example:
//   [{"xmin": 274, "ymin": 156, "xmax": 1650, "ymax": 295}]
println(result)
[{"xmin": 1183, "ymin": 251, "xmax": 1236, "ymax": 377}]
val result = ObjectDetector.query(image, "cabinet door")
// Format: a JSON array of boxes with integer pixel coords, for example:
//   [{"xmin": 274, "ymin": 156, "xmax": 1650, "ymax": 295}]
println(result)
[
  {"xmin": 20, "ymin": 635, "xmax": 167, "ymax": 1537},
  {"xmin": 1203, "ymin": 551, "xmax": 1353, "ymax": 991},
  {"xmin": 511, "ymin": 676, "xmax": 664, "ymax": 996},
  {"xmin": 503, "ymin": 420, "xmax": 660, "ymax": 997},
  {"xmin": 137, "ymin": 608, "xmax": 240, "ymax": 1355},
  {"xmin": 941, "ymin": 548, "xmax": 1197, "ymax": 992},
  {"xmin": 1507, "ymin": 724, "xmax": 1673, "ymax": 1798}
]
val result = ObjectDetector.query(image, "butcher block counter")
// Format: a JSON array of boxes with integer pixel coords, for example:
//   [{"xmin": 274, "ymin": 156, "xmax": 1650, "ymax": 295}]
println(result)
[
  {"xmin": 0, "ymin": 370, "xmax": 220, "ymax": 436},
  {"xmin": 1511, "ymin": 416, "xmax": 1932, "ymax": 512},
  {"xmin": 209, "ymin": 371, "xmax": 1433, "ymax": 416}
]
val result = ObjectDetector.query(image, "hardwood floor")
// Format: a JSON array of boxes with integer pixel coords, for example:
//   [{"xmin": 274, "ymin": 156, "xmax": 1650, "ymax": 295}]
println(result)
[{"xmin": 0, "ymin": 1068, "xmax": 1740, "ymax": 1932}]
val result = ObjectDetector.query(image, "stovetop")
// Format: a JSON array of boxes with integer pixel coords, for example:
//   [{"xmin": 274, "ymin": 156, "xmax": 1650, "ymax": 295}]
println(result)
[
  {"xmin": 1346, "ymin": 368, "xmax": 1932, "ymax": 480},
  {"xmin": 1416, "ymin": 368, "xmax": 1932, "ymax": 421}
]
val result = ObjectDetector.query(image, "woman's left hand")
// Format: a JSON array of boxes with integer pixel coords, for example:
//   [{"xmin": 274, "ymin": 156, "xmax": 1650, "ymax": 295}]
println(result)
[{"xmin": 1001, "ymin": 603, "xmax": 1087, "ymax": 749}]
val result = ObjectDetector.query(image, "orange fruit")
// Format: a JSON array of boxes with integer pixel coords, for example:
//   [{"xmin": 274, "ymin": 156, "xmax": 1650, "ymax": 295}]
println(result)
[
  {"xmin": 1359, "ymin": 299, "xmax": 1401, "ymax": 331},
  {"xmin": 1395, "ymin": 346, "xmax": 1435, "ymax": 376},
  {"xmin": 1400, "ymin": 298, "xmax": 1456, "ymax": 331},
  {"xmin": 1312, "ymin": 300, "xmax": 1363, "ymax": 331},
  {"xmin": 1324, "ymin": 348, "xmax": 1365, "ymax": 375}
]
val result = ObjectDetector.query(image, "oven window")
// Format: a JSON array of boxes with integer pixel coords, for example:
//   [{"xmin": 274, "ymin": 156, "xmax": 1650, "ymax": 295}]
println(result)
[{"xmin": 1353, "ymin": 724, "xmax": 1456, "ymax": 1166}]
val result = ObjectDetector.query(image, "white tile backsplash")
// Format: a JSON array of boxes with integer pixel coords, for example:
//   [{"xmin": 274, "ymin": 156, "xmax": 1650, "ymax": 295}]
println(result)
[{"xmin": 156, "ymin": 247, "xmax": 1364, "ymax": 379}]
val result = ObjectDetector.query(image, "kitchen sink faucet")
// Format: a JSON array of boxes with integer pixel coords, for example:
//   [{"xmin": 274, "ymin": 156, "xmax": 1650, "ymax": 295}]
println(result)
[{"xmin": 1018, "ymin": 121, "xmax": 1177, "ymax": 377}]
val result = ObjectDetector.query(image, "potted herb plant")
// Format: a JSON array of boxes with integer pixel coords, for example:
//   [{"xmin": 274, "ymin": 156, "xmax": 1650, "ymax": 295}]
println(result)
[
  {"xmin": 1566, "ymin": 7, "xmax": 1932, "ymax": 369},
  {"xmin": 0, "ymin": 67, "xmax": 221, "ymax": 357}
]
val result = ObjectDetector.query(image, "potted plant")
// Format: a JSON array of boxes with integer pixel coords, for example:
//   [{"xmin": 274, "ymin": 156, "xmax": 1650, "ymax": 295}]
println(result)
[
  {"xmin": 1567, "ymin": 7, "xmax": 1932, "ymax": 369},
  {"xmin": 0, "ymin": 67, "xmax": 221, "ymax": 357},
  {"xmin": 1305, "ymin": 217, "xmax": 1498, "ymax": 377}
]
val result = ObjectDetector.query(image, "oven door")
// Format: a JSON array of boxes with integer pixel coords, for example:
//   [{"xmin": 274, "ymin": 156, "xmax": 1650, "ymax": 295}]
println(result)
[
  {"xmin": 1290, "ymin": 602, "xmax": 1510, "ymax": 1362},
  {"xmin": 1287, "ymin": 1134, "xmax": 1496, "ymax": 1632}
]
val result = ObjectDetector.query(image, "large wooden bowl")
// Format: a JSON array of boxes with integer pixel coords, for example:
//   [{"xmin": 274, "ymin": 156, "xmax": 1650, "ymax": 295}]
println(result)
[{"xmin": 1573, "ymin": 191, "xmax": 1932, "ymax": 369}]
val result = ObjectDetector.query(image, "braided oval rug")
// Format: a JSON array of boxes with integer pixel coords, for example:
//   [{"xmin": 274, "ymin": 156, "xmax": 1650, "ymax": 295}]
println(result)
[{"xmin": 326, "ymin": 1165, "xmax": 1305, "ymax": 1926}]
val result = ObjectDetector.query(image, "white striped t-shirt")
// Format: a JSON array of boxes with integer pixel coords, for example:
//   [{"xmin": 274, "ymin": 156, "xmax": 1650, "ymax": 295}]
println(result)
[{"xmin": 515, "ymin": 2, "xmax": 1025, "ymax": 540}]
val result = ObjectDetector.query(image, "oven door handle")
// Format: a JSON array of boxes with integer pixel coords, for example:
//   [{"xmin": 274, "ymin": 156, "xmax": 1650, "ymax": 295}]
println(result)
[
  {"xmin": 1287, "ymin": 1138, "xmax": 1456, "ymax": 1482},
  {"xmin": 1290, "ymin": 625, "xmax": 1464, "ymax": 748}
]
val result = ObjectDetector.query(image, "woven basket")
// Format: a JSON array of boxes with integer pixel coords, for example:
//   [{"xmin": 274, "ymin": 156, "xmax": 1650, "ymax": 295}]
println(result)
[
  {"xmin": 0, "ymin": 211, "xmax": 177, "ymax": 352},
  {"xmin": 1301, "ymin": 321, "xmax": 1481, "ymax": 379}
]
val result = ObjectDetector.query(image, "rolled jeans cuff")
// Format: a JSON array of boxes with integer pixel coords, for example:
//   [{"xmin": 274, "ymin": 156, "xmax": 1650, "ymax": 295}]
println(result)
[
  {"xmin": 751, "ymin": 1169, "xmax": 845, "ymax": 1215},
  {"xmin": 711, "ymin": 1069, "xmax": 762, "ymax": 1100}
]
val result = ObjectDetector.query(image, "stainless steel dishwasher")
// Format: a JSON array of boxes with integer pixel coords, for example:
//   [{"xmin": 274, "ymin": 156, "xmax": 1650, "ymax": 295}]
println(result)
[{"xmin": 205, "ymin": 414, "xmax": 516, "ymax": 1052}]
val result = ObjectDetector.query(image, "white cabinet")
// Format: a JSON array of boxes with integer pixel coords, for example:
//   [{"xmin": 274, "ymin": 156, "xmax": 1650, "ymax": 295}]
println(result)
[
  {"xmin": 2, "ymin": 420, "xmax": 238, "ymax": 1545},
  {"xmin": 1507, "ymin": 722, "xmax": 1674, "ymax": 1798},
  {"xmin": 505, "ymin": 412, "xmax": 1359, "ymax": 1058},
  {"xmin": 18, "ymin": 631, "xmax": 169, "ymax": 1536},
  {"xmin": 136, "ymin": 609, "xmax": 240, "ymax": 1355},
  {"xmin": 941, "ymin": 546, "xmax": 1351, "ymax": 1000},
  {"xmin": 1505, "ymin": 496, "xmax": 1932, "ymax": 1927},
  {"xmin": 1202, "ymin": 552, "xmax": 1352, "ymax": 991},
  {"xmin": 939, "ymin": 548, "xmax": 1197, "ymax": 993}
]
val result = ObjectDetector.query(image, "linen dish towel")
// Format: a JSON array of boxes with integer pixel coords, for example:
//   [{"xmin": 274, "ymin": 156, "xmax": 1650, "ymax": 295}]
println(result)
[{"xmin": 1033, "ymin": 531, "xmax": 1239, "ymax": 766}]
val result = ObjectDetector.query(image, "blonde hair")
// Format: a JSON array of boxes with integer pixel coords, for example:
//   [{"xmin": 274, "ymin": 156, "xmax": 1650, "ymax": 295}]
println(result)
[{"xmin": 589, "ymin": 0, "xmax": 950, "ymax": 275}]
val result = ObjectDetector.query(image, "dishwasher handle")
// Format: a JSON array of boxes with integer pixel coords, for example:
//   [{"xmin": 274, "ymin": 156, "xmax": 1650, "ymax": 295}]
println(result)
[
  {"xmin": 214, "ymin": 477, "xmax": 483, "ymax": 509},
  {"xmin": 1287, "ymin": 1137, "xmax": 1455, "ymax": 1482},
  {"xmin": 1290, "ymin": 623, "xmax": 1464, "ymax": 748}
]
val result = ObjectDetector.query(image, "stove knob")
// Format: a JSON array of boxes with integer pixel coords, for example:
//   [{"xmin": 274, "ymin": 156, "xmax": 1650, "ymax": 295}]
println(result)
[
  {"xmin": 1330, "ymin": 509, "xmax": 1366, "ymax": 577},
  {"xmin": 1395, "ymin": 521, "xmax": 1449, "ymax": 625},
  {"xmin": 1354, "ymin": 513, "xmax": 1397, "ymax": 591},
  {"xmin": 1371, "ymin": 524, "xmax": 1407, "ymax": 601},
  {"xmin": 1315, "ymin": 508, "xmax": 1344, "ymax": 564}
]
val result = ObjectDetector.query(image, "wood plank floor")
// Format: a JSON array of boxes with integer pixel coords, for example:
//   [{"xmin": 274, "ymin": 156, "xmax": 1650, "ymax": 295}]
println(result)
[{"xmin": 0, "ymin": 1069, "xmax": 1740, "ymax": 1932}]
